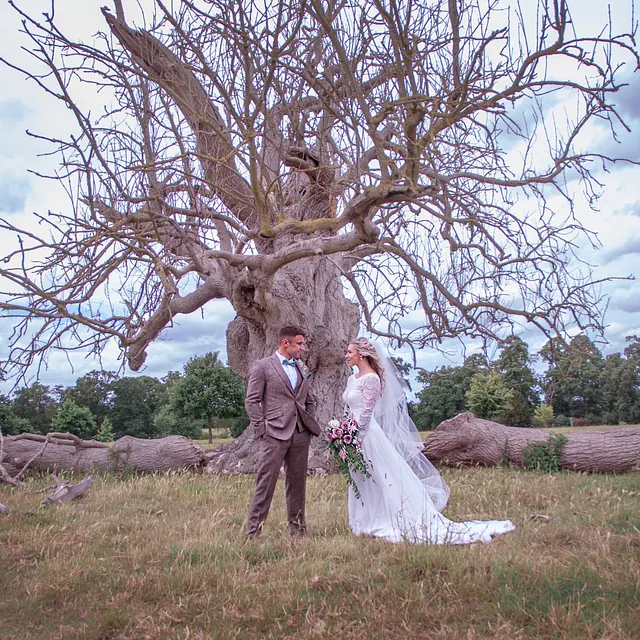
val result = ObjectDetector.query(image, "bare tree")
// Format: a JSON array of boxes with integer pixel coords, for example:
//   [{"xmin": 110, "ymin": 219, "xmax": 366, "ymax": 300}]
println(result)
[{"xmin": 0, "ymin": 0, "xmax": 637, "ymax": 460}]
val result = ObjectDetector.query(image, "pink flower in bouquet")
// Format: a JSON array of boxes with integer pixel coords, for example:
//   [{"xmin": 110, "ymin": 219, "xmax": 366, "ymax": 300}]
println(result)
[{"xmin": 325, "ymin": 412, "xmax": 370, "ymax": 500}]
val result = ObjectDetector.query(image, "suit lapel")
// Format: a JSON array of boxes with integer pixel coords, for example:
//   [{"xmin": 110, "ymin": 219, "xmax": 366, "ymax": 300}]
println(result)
[
  {"xmin": 270, "ymin": 354, "xmax": 296, "ymax": 395},
  {"xmin": 293, "ymin": 364, "xmax": 303, "ymax": 394}
]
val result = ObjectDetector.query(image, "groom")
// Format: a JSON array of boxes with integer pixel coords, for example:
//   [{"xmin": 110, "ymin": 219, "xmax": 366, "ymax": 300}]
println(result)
[{"xmin": 245, "ymin": 325, "xmax": 321, "ymax": 538}]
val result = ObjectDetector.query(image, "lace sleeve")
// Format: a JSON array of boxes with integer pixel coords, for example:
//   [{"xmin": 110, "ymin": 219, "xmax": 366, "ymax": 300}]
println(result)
[{"xmin": 357, "ymin": 374, "xmax": 381, "ymax": 432}]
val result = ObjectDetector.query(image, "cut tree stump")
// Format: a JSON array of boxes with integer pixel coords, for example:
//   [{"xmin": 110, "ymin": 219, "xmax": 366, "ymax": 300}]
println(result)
[
  {"xmin": 2, "ymin": 433, "xmax": 206, "ymax": 475},
  {"xmin": 422, "ymin": 412, "xmax": 640, "ymax": 472}
]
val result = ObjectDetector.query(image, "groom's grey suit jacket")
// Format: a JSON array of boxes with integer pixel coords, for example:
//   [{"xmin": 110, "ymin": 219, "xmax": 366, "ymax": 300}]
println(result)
[{"xmin": 245, "ymin": 354, "xmax": 321, "ymax": 440}]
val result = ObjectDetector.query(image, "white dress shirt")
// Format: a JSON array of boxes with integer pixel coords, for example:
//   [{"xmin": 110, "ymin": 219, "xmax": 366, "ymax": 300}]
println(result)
[{"xmin": 276, "ymin": 351, "xmax": 299, "ymax": 388}]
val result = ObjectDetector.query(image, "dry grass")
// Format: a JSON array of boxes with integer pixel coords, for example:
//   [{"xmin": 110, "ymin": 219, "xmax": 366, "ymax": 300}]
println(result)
[{"xmin": 1, "ymin": 466, "xmax": 639, "ymax": 639}]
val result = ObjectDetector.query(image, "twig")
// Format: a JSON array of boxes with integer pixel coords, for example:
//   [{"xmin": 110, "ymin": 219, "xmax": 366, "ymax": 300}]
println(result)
[
  {"xmin": 11, "ymin": 432, "xmax": 109, "ymax": 449},
  {"xmin": 15, "ymin": 433, "xmax": 54, "ymax": 480},
  {"xmin": 0, "ymin": 466, "xmax": 24, "ymax": 486}
]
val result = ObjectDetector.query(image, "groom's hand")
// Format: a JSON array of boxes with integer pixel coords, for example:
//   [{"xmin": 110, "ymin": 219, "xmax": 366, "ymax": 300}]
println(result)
[{"xmin": 254, "ymin": 422, "xmax": 266, "ymax": 439}]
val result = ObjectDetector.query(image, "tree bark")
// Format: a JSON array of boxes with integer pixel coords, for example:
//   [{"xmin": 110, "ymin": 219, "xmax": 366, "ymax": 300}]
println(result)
[
  {"xmin": 2, "ymin": 433, "xmax": 206, "ymax": 475},
  {"xmin": 423, "ymin": 412, "xmax": 640, "ymax": 472},
  {"xmin": 216, "ymin": 255, "xmax": 360, "ymax": 474}
]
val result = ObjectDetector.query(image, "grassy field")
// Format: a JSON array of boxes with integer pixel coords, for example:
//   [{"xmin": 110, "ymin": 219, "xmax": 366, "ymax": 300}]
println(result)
[
  {"xmin": 1, "ymin": 464, "xmax": 639, "ymax": 639},
  {"xmin": 194, "ymin": 437, "xmax": 235, "ymax": 449}
]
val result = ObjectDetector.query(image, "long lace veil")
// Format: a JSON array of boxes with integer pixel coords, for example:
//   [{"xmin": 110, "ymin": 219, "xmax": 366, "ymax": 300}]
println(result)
[{"xmin": 372, "ymin": 341, "xmax": 450, "ymax": 512}]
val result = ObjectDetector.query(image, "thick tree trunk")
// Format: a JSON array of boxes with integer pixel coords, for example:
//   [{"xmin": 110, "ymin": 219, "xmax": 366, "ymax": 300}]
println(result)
[
  {"xmin": 2, "ymin": 433, "xmax": 206, "ymax": 475},
  {"xmin": 423, "ymin": 412, "xmax": 640, "ymax": 472},
  {"xmin": 215, "ymin": 256, "xmax": 360, "ymax": 474}
]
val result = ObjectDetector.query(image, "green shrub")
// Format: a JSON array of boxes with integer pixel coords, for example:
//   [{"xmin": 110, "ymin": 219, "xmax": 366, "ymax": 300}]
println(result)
[
  {"xmin": 95, "ymin": 417, "xmax": 115, "ymax": 442},
  {"xmin": 523, "ymin": 433, "xmax": 567, "ymax": 472},
  {"xmin": 0, "ymin": 412, "xmax": 32, "ymax": 435},
  {"xmin": 552, "ymin": 414, "xmax": 570, "ymax": 427},
  {"xmin": 533, "ymin": 403, "xmax": 554, "ymax": 427}
]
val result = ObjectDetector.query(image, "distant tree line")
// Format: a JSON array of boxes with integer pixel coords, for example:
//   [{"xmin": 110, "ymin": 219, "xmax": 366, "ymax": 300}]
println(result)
[
  {"xmin": 3, "ymin": 335, "xmax": 639, "ymax": 440},
  {"xmin": 0, "ymin": 352, "xmax": 247, "ymax": 442},
  {"xmin": 411, "ymin": 335, "xmax": 640, "ymax": 430}
]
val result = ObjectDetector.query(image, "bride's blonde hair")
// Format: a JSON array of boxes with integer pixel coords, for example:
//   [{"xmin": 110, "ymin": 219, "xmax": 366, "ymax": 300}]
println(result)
[{"xmin": 350, "ymin": 338, "xmax": 385, "ymax": 388}]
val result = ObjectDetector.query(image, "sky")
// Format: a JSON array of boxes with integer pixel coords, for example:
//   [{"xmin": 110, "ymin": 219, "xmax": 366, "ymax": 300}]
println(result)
[{"xmin": 1, "ymin": 1, "xmax": 640, "ymax": 392}]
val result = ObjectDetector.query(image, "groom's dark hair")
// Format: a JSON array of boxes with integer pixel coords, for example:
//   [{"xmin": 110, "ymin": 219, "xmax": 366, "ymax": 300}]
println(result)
[{"xmin": 278, "ymin": 325, "xmax": 306, "ymax": 342}]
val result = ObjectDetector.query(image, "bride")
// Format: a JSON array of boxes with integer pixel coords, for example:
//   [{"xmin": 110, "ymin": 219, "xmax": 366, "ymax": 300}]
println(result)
[{"xmin": 343, "ymin": 337, "xmax": 516, "ymax": 545}]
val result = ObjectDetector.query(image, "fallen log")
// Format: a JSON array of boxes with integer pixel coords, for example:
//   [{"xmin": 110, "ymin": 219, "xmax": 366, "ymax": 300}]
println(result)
[
  {"xmin": 422, "ymin": 412, "xmax": 640, "ymax": 472},
  {"xmin": 2, "ymin": 433, "xmax": 207, "ymax": 476}
]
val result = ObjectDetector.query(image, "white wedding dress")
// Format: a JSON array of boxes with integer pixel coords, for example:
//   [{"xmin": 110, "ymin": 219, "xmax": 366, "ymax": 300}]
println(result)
[{"xmin": 344, "ymin": 373, "xmax": 516, "ymax": 544}]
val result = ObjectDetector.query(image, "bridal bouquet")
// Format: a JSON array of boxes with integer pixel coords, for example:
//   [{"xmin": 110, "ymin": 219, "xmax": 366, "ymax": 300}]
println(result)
[{"xmin": 325, "ymin": 414, "xmax": 371, "ymax": 499}]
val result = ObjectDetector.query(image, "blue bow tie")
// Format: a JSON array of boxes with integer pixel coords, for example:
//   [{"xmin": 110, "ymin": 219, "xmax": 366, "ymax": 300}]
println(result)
[{"xmin": 282, "ymin": 359, "xmax": 297, "ymax": 367}]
